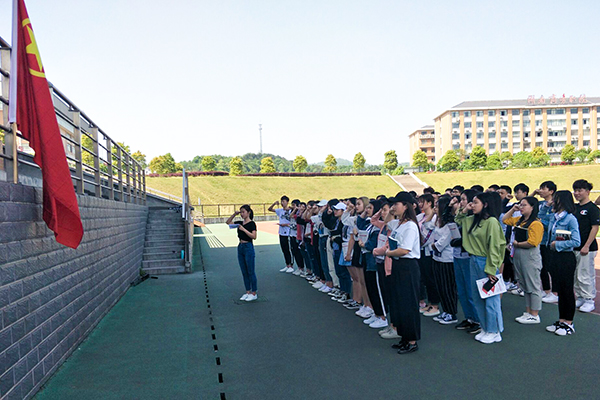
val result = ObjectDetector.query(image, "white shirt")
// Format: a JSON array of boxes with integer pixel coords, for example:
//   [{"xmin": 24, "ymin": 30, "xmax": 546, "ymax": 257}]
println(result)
[
  {"xmin": 390, "ymin": 220, "xmax": 421, "ymax": 259},
  {"xmin": 275, "ymin": 208, "xmax": 291, "ymax": 236},
  {"xmin": 432, "ymin": 224, "xmax": 454, "ymax": 263}
]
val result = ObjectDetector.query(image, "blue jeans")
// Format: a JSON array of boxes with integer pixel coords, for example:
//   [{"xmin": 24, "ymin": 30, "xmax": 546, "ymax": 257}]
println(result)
[
  {"xmin": 299, "ymin": 242, "xmax": 313, "ymax": 272},
  {"xmin": 319, "ymin": 236, "xmax": 333, "ymax": 282},
  {"xmin": 237, "ymin": 242, "xmax": 257, "ymax": 292},
  {"xmin": 454, "ymin": 257, "xmax": 479, "ymax": 323},
  {"xmin": 469, "ymin": 255, "xmax": 503, "ymax": 334},
  {"xmin": 305, "ymin": 241, "xmax": 321, "ymax": 278},
  {"xmin": 333, "ymin": 246, "xmax": 352, "ymax": 294}
]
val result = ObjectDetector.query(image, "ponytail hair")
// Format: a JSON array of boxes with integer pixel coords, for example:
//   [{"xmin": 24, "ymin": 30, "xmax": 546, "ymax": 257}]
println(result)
[{"xmin": 241, "ymin": 204, "xmax": 254, "ymax": 220}]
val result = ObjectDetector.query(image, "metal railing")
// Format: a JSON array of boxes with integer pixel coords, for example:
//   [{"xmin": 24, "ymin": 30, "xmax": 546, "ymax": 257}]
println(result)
[
  {"xmin": 193, "ymin": 203, "xmax": 272, "ymax": 219},
  {"xmin": 182, "ymin": 169, "xmax": 193, "ymax": 272},
  {"xmin": 0, "ymin": 36, "xmax": 146, "ymax": 204}
]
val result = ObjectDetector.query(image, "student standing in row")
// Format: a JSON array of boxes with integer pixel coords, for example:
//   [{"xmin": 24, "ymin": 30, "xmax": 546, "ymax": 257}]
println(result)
[
  {"xmin": 535, "ymin": 181, "xmax": 558, "ymax": 303},
  {"xmin": 502, "ymin": 197, "xmax": 544, "ymax": 324},
  {"xmin": 269, "ymin": 196, "xmax": 294, "ymax": 273},
  {"xmin": 226, "ymin": 205, "xmax": 258, "ymax": 302}
]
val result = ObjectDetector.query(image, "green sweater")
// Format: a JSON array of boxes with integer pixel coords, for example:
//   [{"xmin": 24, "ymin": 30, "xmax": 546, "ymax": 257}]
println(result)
[{"xmin": 455, "ymin": 212, "xmax": 506, "ymax": 276}]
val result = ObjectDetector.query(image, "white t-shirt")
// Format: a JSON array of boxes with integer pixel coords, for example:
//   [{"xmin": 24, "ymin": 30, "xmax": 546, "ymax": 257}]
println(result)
[
  {"xmin": 389, "ymin": 220, "xmax": 421, "ymax": 259},
  {"xmin": 432, "ymin": 224, "xmax": 454, "ymax": 263},
  {"xmin": 275, "ymin": 208, "xmax": 291, "ymax": 236}
]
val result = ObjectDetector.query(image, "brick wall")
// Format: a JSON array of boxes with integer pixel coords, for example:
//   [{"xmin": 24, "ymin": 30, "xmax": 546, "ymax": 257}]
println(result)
[{"xmin": 0, "ymin": 181, "xmax": 148, "ymax": 399}]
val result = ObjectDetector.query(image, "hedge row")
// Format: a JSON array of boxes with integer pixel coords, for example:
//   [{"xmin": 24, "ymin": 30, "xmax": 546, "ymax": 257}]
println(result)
[
  {"xmin": 147, "ymin": 171, "xmax": 382, "ymax": 177},
  {"xmin": 147, "ymin": 171, "xmax": 228, "ymax": 177}
]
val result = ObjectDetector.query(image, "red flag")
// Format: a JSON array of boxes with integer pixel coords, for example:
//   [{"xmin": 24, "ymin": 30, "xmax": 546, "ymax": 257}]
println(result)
[{"xmin": 12, "ymin": 0, "xmax": 83, "ymax": 248}]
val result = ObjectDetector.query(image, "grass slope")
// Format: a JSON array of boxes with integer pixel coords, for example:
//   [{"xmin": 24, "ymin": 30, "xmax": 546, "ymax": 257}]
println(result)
[
  {"xmin": 146, "ymin": 175, "xmax": 400, "ymax": 205},
  {"xmin": 416, "ymin": 164, "xmax": 600, "ymax": 193}
]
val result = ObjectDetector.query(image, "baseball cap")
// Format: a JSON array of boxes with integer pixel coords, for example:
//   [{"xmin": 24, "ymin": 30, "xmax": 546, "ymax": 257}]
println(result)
[
  {"xmin": 333, "ymin": 202, "xmax": 347, "ymax": 211},
  {"xmin": 317, "ymin": 199, "xmax": 328, "ymax": 207}
]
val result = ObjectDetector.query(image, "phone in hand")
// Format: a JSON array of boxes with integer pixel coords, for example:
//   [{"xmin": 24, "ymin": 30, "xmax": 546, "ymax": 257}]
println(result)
[{"xmin": 482, "ymin": 277, "xmax": 498, "ymax": 292}]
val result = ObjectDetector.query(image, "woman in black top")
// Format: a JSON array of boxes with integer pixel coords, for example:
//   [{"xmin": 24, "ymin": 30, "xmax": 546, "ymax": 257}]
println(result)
[{"xmin": 226, "ymin": 205, "xmax": 258, "ymax": 302}]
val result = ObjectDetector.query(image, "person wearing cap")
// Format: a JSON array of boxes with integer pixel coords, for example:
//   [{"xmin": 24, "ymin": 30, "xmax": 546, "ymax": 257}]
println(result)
[
  {"xmin": 312, "ymin": 200, "xmax": 335, "ymax": 292},
  {"xmin": 269, "ymin": 196, "xmax": 294, "ymax": 273},
  {"xmin": 384, "ymin": 192, "xmax": 422, "ymax": 354},
  {"xmin": 323, "ymin": 200, "xmax": 352, "ymax": 301}
]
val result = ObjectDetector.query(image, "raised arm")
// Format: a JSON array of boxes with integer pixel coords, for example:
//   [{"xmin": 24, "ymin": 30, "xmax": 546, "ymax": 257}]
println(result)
[
  {"xmin": 226, "ymin": 210, "xmax": 240, "ymax": 225},
  {"xmin": 268, "ymin": 201, "xmax": 279, "ymax": 213}
]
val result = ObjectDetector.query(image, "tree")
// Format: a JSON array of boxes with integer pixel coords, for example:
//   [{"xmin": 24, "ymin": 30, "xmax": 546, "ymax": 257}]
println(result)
[
  {"xmin": 149, "ymin": 153, "xmax": 181, "ymax": 174},
  {"xmin": 437, "ymin": 150, "xmax": 460, "ymax": 171},
  {"xmin": 470, "ymin": 146, "xmax": 487, "ymax": 169},
  {"xmin": 353, "ymin": 152, "xmax": 366, "ymax": 172},
  {"xmin": 293, "ymin": 155, "xmax": 308, "ymax": 172},
  {"xmin": 383, "ymin": 150, "xmax": 398, "ymax": 171},
  {"xmin": 459, "ymin": 159, "xmax": 474, "ymax": 171},
  {"xmin": 260, "ymin": 156, "xmax": 276, "ymax": 173},
  {"xmin": 500, "ymin": 151, "xmax": 513, "ymax": 168},
  {"xmin": 230, "ymin": 156, "xmax": 244, "ymax": 175},
  {"xmin": 485, "ymin": 152, "xmax": 502, "ymax": 170},
  {"xmin": 454, "ymin": 148, "xmax": 467, "ymax": 161},
  {"xmin": 201, "ymin": 155, "xmax": 217, "ymax": 171},
  {"xmin": 575, "ymin": 148, "xmax": 591, "ymax": 163},
  {"xmin": 324, "ymin": 154, "xmax": 337, "ymax": 172},
  {"xmin": 561, "ymin": 144, "xmax": 576, "ymax": 164},
  {"xmin": 587, "ymin": 149, "xmax": 600, "ymax": 163},
  {"xmin": 512, "ymin": 151, "xmax": 532, "ymax": 169},
  {"xmin": 131, "ymin": 151, "xmax": 147, "ymax": 169},
  {"xmin": 412, "ymin": 150, "xmax": 429, "ymax": 170},
  {"xmin": 531, "ymin": 147, "xmax": 550, "ymax": 167},
  {"xmin": 392, "ymin": 166, "xmax": 405, "ymax": 175}
]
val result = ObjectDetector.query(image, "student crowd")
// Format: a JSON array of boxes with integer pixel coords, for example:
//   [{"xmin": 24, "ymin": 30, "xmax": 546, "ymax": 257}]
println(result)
[{"xmin": 267, "ymin": 179, "xmax": 599, "ymax": 354}]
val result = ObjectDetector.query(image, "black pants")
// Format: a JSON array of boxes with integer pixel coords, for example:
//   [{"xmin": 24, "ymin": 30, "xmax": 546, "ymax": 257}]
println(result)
[
  {"xmin": 390, "ymin": 258, "xmax": 421, "ymax": 342},
  {"xmin": 503, "ymin": 248, "xmax": 516, "ymax": 282},
  {"xmin": 365, "ymin": 269, "xmax": 385, "ymax": 317},
  {"xmin": 419, "ymin": 252, "xmax": 440, "ymax": 305},
  {"xmin": 539, "ymin": 245, "xmax": 552, "ymax": 292},
  {"xmin": 432, "ymin": 260, "xmax": 458, "ymax": 316},
  {"xmin": 376, "ymin": 261, "xmax": 390, "ymax": 314},
  {"xmin": 290, "ymin": 237, "xmax": 304, "ymax": 270},
  {"xmin": 279, "ymin": 235, "xmax": 292, "ymax": 266},
  {"xmin": 549, "ymin": 250, "xmax": 577, "ymax": 321}
]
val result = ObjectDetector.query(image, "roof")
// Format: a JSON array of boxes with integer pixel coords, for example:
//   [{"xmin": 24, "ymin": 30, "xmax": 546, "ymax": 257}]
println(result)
[{"xmin": 451, "ymin": 97, "xmax": 600, "ymax": 110}]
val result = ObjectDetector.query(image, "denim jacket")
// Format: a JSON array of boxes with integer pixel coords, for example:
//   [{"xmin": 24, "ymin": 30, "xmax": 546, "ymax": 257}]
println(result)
[
  {"xmin": 545, "ymin": 211, "xmax": 581, "ymax": 252},
  {"xmin": 538, "ymin": 200, "xmax": 554, "ymax": 246}
]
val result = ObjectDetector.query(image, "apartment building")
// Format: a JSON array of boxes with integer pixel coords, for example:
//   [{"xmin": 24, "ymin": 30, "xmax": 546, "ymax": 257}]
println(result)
[{"xmin": 408, "ymin": 125, "xmax": 436, "ymax": 163}]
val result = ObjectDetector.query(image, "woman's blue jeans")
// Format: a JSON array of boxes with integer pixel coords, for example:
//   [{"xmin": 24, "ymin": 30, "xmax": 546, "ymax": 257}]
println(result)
[
  {"xmin": 469, "ymin": 255, "xmax": 503, "ymax": 333},
  {"xmin": 238, "ymin": 242, "xmax": 257, "ymax": 292},
  {"xmin": 454, "ymin": 257, "xmax": 479, "ymax": 323}
]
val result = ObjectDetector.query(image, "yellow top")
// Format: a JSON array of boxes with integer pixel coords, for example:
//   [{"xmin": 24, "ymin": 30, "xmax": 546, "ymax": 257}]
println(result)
[{"xmin": 502, "ymin": 217, "xmax": 544, "ymax": 247}]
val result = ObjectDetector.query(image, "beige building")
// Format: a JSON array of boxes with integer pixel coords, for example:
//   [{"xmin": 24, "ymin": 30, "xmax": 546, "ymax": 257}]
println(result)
[
  {"xmin": 408, "ymin": 125, "xmax": 436, "ymax": 163},
  {"xmin": 408, "ymin": 96, "xmax": 600, "ymax": 163}
]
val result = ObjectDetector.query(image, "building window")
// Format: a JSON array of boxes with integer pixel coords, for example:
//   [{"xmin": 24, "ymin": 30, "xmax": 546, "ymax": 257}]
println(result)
[
  {"xmin": 572, "ymin": 119, "xmax": 578, "ymax": 125},
  {"xmin": 452, "ymin": 111, "xmax": 459, "ymax": 118},
  {"xmin": 583, "ymin": 119, "xmax": 588, "ymax": 125},
  {"xmin": 501, "ymin": 132, "xmax": 508, "ymax": 138},
  {"xmin": 477, "ymin": 133, "xmax": 484, "ymax": 139},
  {"xmin": 523, "ymin": 110, "xmax": 530, "ymax": 116},
  {"xmin": 512, "ymin": 120, "xmax": 520, "ymax": 127},
  {"xmin": 488, "ymin": 110, "xmax": 495, "ymax": 117},
  {"xmin": 500, "ymin": 110, "xmax": 507, "ymax": 116},
  {"xmin": 524, "ymin": 142, "xmax": 531, "ymax": 150},
  {"xmin": 547, "ymin": 108, "xmax": 565, "ymax": 115},
  {"xmin": 513, "ymin": 131, "xmax": 520, "ymax": 138},
  {"xmin": 535, "ymin": 120, "xmax": 542, "ymax": 127},
  {"xmin": 583, "ymin": 108, "xmax": 589, "ymax": 114},
  {"xmin": 523, "ymin": 120, "xmax": 531, "ymax": 127},
  {"xmin": 514, "ymin": 143, "xmax": 521, "ymax": 151},
  {"xmin": 452, "ymin": 122, "xmax": 460, "ymax": 129},
  {"xmin": 452, "ymin": 133, "xmax": 459, "ymax": 140},
  {"xmin": 476, "ymin": 111, "xmax": 484, "ymax": 117},
  {"xmin": 476, "ymin": 122, "xmax": 483, "ymax": 128},
  {"xmin": 535, "ymin": 109, "xmax": 542, "ymax": 115},
  {"xmin": 464, "ymin": 111, "xmax": 471, "ymax": 117},
  {"xmin": 488, "ymin": 121, "xmax": 495, "ymax": 128},
  {"xmin": 465, "ymin": 134, "xmax": 471, "ymax": 140},
  {"xmin": 583, "ymin": 140, "xmax": 590, "ymax": 147},
  {"xmin": 547, "ymin": 119, "xmax": 566, "ymax": 127},
  {"xmin": 464, "ymin": 122, "xmax": 472, "ymax": 128},
  {"xmin": 489, "ymin": 132, "xmax": 496, "ymax": 138},
  {"xmin": 489, "ymin": 144, "xmax": 496, "ymax": 151},
  {"xmin": 512, "ymin": 109, "xmax": 520, "ymax": 116},
  {"xmin": 524, "ymin": 132, "xmax": 530, "ymax": 138},
  {"xmin": 453, "ymin": 144, "xmax": 460, "ymax": 150},
  {"xmin": 572, "ymin": 139, "xmax": 578, "ymax": 146},
  {"xmin": 501, "ymin": 143, "xmax": 508, "ymax": 150},
  {"xmin": 501, "ymin": 121, "xmax": 508, "ymax": 127},
  {"xmin": 570, "ymin": 108, "xmax": 578, "ymax": 114}
]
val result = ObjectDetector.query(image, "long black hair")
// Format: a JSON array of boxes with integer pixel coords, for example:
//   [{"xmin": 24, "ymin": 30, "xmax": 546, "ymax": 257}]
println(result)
[
  {"xmin": 437, "ymin": 196, "xmax": 454, "ymax": 228},
  {"xmin": 469, "ymin": 192, "xmax": 501, "ymax": 234},
  {"xmin": 517, "ymin": 196, "xmax": 539, "ymax": 228},
  {"xmin": 396, "ymin": 200, "xmax": 418, "ymax": 226},
  {"xmin": 552, "ymin": 190, "xmax": 575, "ymax": 214},
  {"xmin": 241, "ymin": 204, "xmax": 254, "ymax": 220}
]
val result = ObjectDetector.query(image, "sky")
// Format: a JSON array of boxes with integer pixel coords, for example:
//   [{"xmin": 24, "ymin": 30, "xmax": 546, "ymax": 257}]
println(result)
[{"xmin": 2, "ymin": 0, "xmax": 600, "ymax": 165}]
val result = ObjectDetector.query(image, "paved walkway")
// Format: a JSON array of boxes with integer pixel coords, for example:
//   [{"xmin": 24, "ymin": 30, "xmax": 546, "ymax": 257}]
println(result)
[
  {"xmin": 389, "ymin": 174, "xmax": 427, "ymax": 193},
  {"xmin": 34, "ymin": 225, "xmax": 600, "ymax": 399}
]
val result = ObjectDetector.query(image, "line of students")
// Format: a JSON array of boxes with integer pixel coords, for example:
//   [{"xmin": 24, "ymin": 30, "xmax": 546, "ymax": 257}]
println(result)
[{"xmin": 268, "ymin": 179, "xmax": 597, "ymax": 351}]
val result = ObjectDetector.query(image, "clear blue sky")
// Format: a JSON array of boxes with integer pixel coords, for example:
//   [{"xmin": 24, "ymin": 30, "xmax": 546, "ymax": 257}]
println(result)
[{"xmin": 2, "ymin": 0, "xmax": 600, "ymax": 165}]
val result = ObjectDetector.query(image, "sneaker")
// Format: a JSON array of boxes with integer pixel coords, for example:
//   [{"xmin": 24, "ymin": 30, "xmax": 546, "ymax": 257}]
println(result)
[
  {"xmin": 439, "ymin": 314, "xmax": 459, "ymax": 325},
  {"xmin": 285, "ymin": 267, "xmax": 294, "ymax": 273},
  {"xmin": 293, "ymin": 269, "xmax": 302, "ymax": 276},
  {"xmin": 515, "ymin": 312, "xmax": 530, "ymax": 322},
  {"xmin": 542, "ymin": 293, "xmax": 559, "ymax": 303},
  {"xmin": 279, "ymin": 266, "xmax": 289, "ymax": 272},
  {"xmin": 579, "ymin": 300, "xmax": 596, "ymax": 313},
  {"xmin": 355, "ymin": 305, "xmax": 366, "ymax": 314},
  {"xmin": 419, "ymin": 305, "xmax": 430, "ymax": 314},
  {"xmin": 344, "ymin": 302, "xmax": 361, "ymax": 310},
  {"xmin": 239, "ymin": 293, "xmax": 249, "ymax": 301},
  {"xmin": 358, "ymin": 307, "xmax": 374, "ymax": 318},
  {"xmin": 320, "ymin": 285, "xmax": 332, "ymax": 293},
  {"xmin": 336, "ymin": 294, "xmax": 349, "ymax": 303},
  {"xmin": 369, "ymin": 318, "xmax": 389, "ymax": 329},
  {"xmin": 423, "ymin": 308, "xmax": 440, "ymax": 317},
  {"xmin": 433, "ymin": 312, "xmax": 448, "ymax": 322},
  {"xmin": 312, "ymin": 281, "xmax": 324, "ymax": 289},
  {"xmin": 327, "ymin": 288, "xmax": 341, "ymax": 297},
  {"xmin": 479, "ymin": 332, "xmax": 502, "ymax": 344},
  {"xmin": 380, "ymin": 328, "xmax": 401, "ymax": 339},
  {"xmin": 467, "ymin": 323, "xmax": 481, "ymax": 334},
  {"xmin": 378, "ymin": 326, "xmax": 393, "ymax": 336},
  {"xmin": 555, "ymin": 322, "xmax": 575, "ymax": 336},
  {"xmin": 245, "ymin": 294, "xmax": 257, "ymax": 302},
  {"xmin": 363, "ymin": 315, "xmax": 378, "ymax": 325},
  {"xmin": 397, "ymin": 342, "xmax": 418, "ymax": 354},
  {"xmin": 505, "ymin": 281, "xmax": 518, "ymax": 291},
  {"xmin": 516, "ymin": 314, "xmax": 540, "ymax": 324},
  {"xmin": 305, "ymin": 273, "xmax": 314, "ymax": 280},
  {"xmin": 545, "ymin": 321, "xmax": 561, "ymax": 333},
  {"xmin": 299, "ymin": 271, "xmax": 307, "ymax": 278},
  {"xmin": 517, "ymin": 288, "xmax": 524, "ymax": 297},
  {"xmin": 455, "ymin": 320, "xmax": 472, "ymax": 330},
  {"xmin": 575, "ymin": 297, "xmax": 585, "ymax": 308},
  {"xmin": 474, "ymin": 330, "xmax": 487, "ymax": 341}
]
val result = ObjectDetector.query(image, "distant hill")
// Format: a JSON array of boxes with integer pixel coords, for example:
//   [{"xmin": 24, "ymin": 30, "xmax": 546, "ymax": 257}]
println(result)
[{"xmin": 315, "ymin": 158, "xmax": 352, "ymax": 167}]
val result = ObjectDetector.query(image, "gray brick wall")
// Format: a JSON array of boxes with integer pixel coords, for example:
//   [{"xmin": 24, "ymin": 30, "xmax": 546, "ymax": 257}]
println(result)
[{"xmin": 0, "ymin": 181, "xmax": 148, "ymax": 399}]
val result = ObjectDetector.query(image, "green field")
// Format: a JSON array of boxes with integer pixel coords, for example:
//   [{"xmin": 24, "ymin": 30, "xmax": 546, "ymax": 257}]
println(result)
[
  {"xmin": 416, "ymin": 164, "xmax": 600, "ymax": 193},
  {"xmin": 146, "ymin": 175, "xmax": 401, "ymax": 205}
]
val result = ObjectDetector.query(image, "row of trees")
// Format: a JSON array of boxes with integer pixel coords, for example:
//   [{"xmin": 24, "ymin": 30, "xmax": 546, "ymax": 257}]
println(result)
[
  {"xmin": 412, "ymin": 145, "xmax": 600, "ymax": 172},
  {"xmin": 149, "ymin": 151, "xmax": 407, "ymax": 175}
]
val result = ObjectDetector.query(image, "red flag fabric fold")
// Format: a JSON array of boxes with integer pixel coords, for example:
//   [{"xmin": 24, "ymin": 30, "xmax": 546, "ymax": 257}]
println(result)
[{"xmin": 14, "ymin": 0, "xmax": 83, "ymax": 248}]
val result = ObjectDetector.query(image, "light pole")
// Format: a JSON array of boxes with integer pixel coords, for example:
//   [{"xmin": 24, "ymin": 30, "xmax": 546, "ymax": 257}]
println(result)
[{"xmin": 258, "ymin": 123, "xmax": 263, "ymax": 154}]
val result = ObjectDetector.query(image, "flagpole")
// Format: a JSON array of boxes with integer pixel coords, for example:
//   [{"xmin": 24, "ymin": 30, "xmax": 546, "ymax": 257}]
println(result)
[{"xmin": 11, "ymin": 122, "xmax": 18, "ymax": 183}]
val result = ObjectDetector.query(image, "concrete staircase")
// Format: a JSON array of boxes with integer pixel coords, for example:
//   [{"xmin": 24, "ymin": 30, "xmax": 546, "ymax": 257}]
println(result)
[
  {"xmin": 389, "ymin": 173, "xmax": 428, "ymax": 193},
  {"xmin": 142, "ymin": 207, "xmax": 186, "ymax": 274}
]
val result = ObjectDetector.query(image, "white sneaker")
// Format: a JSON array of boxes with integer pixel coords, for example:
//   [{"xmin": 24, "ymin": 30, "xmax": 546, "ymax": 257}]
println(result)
[
  {"xmin": 312, "ymin": 281, "xmax": 324, "ymax": 289},
  {"xmin": 380, "ymin": 328, "xmax": 401, "ymax": 339},
  {"xmin": 575, "ymin": 297, "xmax": 585, "ymax": 308},
  {"xmin": 515, "ymin": 312, "xmax": 530, "ymax": 322},
  {"xmin": 357, "ymin": 307, "xmax": 374, "ymax": 318},
  {"xmin": 363, "ymin": 315, "xmax": 378, "ymax": 325},
  {"xmin": 479, "ymin": 332, "xmax": 502, "ymax": 344},
  {"xmin": 378, "ymin": 326, "xmax": 392, "ymax": 336},
  {"xmin": 245, "ymin": 294, "xmax": 257, "ymax": 302},
  {"xmin": 321, "ymin": 286, "xmax": 332, "ymax": 293},
  {"xmin": 474, "ymin": 330, "xmax": 487, "ymax": 341},
  {"xmin": 369, "ymin": 318, "xmax": 388, "ymax": 329},
  {"xmin": 285, "ymin": 267, "xmax": 294, "ymax": 273},
  {"xmin": 433, "ymin": 312, "xmax": 448, "ymax": 322},
  {"xmin": 239, "ymin": 293, "xmax": 249, "ymax": 301},
  {"xmin": 355, "ymin": 305, "xmax": 366, "ymax": 315},
  {"xmin": 293, "ymin": 269, "xmax": 302, "ymax": 276},
  {"xmin": 516, "ymin": 314, "xmax": 540, "ymax": 324},
  {"xmin": 279, "ymin": 266, "xmax": 289, "ymax": 272},
  {"xmin": 542, "ymin": 293, "xmax": 559, "ymax": 303},
  {"xmin": 554, "ymin": 322, "xmax": 575, "ymax": 336},
  {"xmin": 299, "ymin": 271, "xmax": 307, "ymax": 278},
  {"xmin": 579, "ymin": 300, "xmax": 595, "ymax": 313}
]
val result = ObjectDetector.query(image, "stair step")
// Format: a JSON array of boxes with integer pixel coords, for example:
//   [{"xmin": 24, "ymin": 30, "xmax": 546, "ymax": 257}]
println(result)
[
  {"xmin": 143, "ymin": 252, "xmax": 182, "ymax": 261},
  {"xmin": 145, "ymin": 240, "xmax": 185, "ymax": 247},
  {"xmin": 145, "ymin": 233, "xmax": 185, "ymax": 241},
  {"xmin": 142, "ymin": 265, "xmax": 186, "ymax": 275},
  {"xmin": 144, "ymin": 245, "xmax": 184, "ymax": 254}
]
